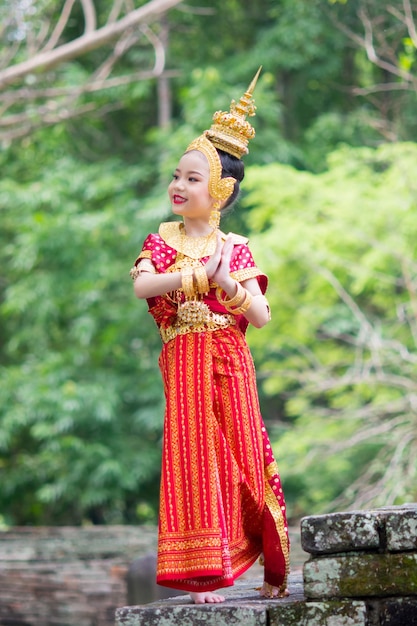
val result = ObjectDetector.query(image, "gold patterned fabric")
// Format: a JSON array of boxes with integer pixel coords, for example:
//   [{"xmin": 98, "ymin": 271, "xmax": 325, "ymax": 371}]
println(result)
[
  {"xmin": 132, "ymin": 227, "xmax": 290, "ymax": 592},
  {"xmin": 157, "ymin": 327, "xmax": 289, "ymax": 592}
]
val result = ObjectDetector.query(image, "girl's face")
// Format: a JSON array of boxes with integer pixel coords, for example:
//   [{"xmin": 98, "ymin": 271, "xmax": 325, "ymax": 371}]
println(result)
[{"xmin": 168, "ymin": 151, "xmax": 216, "ymax": 222}]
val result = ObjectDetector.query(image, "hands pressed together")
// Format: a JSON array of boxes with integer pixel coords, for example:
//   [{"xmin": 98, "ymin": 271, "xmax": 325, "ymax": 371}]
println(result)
[
  {"xmin": 204, "ymin": 233, "xmax": 270, "ymax": 328},
  {"xmin": 133, "ymin": 232, "xmax": 271, "ymax": 328},
  {"xmin": 204, "ymin": 233, "xmax": 236, "ymax": 293}
]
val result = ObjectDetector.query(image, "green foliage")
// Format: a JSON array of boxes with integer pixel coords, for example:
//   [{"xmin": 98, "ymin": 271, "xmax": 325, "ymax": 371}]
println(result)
[
  {"xmin": 0, "ymin": 138, "xmax": 169, "ymax": 525},
  {"xmin": 245, "ymin": 142, "xmax": 417, "ymax": 517},
  {"xmin": 1, "ymin": 0, "xmax": 417, "ymax": 526}
]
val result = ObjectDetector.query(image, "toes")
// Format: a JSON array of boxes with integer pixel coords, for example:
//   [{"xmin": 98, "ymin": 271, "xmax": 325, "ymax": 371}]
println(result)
[{"xmin": 259, "ymin": 583, "xmax": 290, "ymax": 599}]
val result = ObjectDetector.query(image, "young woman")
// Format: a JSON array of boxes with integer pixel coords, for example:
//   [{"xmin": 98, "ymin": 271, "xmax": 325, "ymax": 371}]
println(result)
[{"xmin": 130, "ymin": 71, "xmax": 290, "ymax": 604}]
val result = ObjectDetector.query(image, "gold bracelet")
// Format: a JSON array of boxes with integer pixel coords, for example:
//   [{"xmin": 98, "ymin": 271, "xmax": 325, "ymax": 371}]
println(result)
[
  {"xmin": 216, "ymin": 283, "xmax": 253, "ymax": 315},
  {"xmin": 216, "ymin": 283, "xmax": 245, "ymax": 308},
  {"xmin": 181, "ymin": 267, "xmax": 195, "ymax": 299},
  {"xmin": 194, "ymin": 266, "xmax": 210, "ymax": 295},
  {"xmin": 231, "ymin": 289, "xmax": 253, "ymax": 314}
]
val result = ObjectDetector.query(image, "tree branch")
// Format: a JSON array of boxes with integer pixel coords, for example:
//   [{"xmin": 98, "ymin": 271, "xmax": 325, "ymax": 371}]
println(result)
[
  {"xmin": 81, "ymin": 0, "xmax": 97, "ymax": 33},
  {"xmin": 351, "ymin": 81, "xmax": 412, "ymax": 96},
  {"xmin": 358, "ymin": 7, "xmax": 413, "ymax": 82},
  {"xmin": 0, "ymin": 69, "xmax": 181, "ymax": 145},
  {"xmin": 41, "ymin": 0, "xmax": 78, "ymax": 53},
  {"xmin": 389, "ymin": 0, "xmax": 417, "ymax": 48},
  {"xmin": 106, "ymin": 0, "xmax": 125, "ymax": 25},
  {"xmin": 0, "ymin": 0, "xmax": 182, "ymax": 89}
]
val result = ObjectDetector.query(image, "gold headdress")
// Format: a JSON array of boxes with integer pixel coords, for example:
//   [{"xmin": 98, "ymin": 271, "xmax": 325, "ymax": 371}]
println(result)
[
  {"xmin": 205, "ymin": 66, "xmax": 262, "ymax": 159},
  {"xmin": 186, "ymin": 67, "xmax": 261, "ymax": 228}
]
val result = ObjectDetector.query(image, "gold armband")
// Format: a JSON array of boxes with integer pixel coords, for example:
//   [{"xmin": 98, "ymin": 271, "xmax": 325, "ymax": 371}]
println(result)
[
  {"xmin": 130, "ymin": 259, "xmax": 156, "ymax": 280},
  {"xmin": 194, "ymin": 266, "xmax": 210, "ymax": 295},
  {"xmin": 181, "ymin": 267, "xmax": 195, "ymax": 299}
]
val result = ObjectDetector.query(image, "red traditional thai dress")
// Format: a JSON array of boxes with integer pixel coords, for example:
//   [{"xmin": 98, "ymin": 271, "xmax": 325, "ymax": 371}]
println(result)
[{"xmin": 131, "ymin": 221, "xmax": 290, "ymax": 593}]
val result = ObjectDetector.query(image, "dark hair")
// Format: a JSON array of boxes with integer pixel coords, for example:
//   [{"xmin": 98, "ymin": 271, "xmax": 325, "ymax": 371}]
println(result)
[{"xmin": 217, "ymin": 149, "xmax": 245, "ymax": 209}]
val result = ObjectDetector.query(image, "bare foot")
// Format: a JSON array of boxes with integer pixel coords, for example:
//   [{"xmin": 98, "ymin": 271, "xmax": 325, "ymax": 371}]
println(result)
[
  {"xmin": 190, "ymin": 591, "xmax": 226, "ymax": 604},
  {"xmin": 259, "ymin": 582, "xmax": 290, "ymax": 599}
]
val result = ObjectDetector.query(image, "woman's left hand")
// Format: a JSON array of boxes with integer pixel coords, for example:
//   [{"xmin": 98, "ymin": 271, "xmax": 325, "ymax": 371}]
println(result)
[{"xmin": 211, "ymin": 235, "xmax": 235, "ymax": 291}]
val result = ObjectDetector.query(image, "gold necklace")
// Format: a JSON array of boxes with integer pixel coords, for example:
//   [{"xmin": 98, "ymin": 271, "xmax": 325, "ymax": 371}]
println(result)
[
  {"xmin": 159, "ymin": 222, "xmax": 218, "ymax": 260},
  {"xmin": 180, "ymin": 222, "xmax": 217, "ymax": 262},
  {"xmin": 162, "ymin": 222, "xmax": 216, "ymax": 309}
]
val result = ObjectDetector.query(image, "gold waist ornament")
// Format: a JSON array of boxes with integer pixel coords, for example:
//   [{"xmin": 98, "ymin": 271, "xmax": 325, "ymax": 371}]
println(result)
[{"xmin": 160, "ymin": 300, "xmax": 236, "ymax": 344}]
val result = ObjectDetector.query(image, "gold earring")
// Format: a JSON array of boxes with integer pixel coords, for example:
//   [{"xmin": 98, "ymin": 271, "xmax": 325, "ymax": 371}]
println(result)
[{"xmin": 209, "ymin": 201, "xmax": 221, "ymax": 229}]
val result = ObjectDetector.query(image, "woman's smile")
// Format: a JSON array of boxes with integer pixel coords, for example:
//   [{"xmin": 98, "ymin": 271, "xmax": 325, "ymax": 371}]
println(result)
[{"xmin": 173, "ymin": 194, "xmax": 187, "ymax": 204}]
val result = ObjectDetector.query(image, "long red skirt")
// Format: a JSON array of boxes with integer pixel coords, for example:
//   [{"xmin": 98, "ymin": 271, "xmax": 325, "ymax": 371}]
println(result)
[{"xmin": 156, "ymin": 326, "xmax": 289, "ymax": 592}]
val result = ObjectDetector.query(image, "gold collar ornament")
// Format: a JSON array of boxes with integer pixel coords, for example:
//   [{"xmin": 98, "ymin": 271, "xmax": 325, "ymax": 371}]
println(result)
[
  {"xmin": 159, "ymin": 221, "xmax": 220, "ymax": 259},
  {"xmin": 185, "ymin": 67, "xmax": 262, "ymax": 218}
]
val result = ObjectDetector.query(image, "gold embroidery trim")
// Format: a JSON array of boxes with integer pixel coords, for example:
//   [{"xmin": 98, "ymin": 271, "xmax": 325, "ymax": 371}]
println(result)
[
  {"xmin": 264, "ymin": 478, "xmax": 290, "ymax": 590},
  {"xmin": 160, "ymin": 312, "xmax": 236, "ymax": 344},
  {"xmin": 231, "ymin": 267, "xmax": 265, "ymax": 283}
]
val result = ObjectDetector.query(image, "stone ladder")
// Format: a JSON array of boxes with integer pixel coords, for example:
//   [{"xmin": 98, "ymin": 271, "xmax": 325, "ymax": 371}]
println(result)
[{"xmin": 115, "ymin": 504, "xmax": 417, "ymax": 626}]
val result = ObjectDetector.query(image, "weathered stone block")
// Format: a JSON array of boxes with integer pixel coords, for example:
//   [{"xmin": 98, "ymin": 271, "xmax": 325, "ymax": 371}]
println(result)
[
  {"xmin": 300, "ymin": 511, "xmax": 380, "ymax": 555},
  {"xmin": 0, "ymin": 526, "xmax": 158, "ymax": 626},
  {"xmin": 0, "ymin": 526, "xmax": 157, "ymax": 561},
  {"xmin": 385, "ymin": 506, "xmax": 417, "ymax": 552},
  {"xmin": 269, "ymin": 600, "xmax": 367, "ymax": 626},
  {"xmin": 115, "ymin": 572, "xmax": 305, "ymax": 626},
  {"xmin": 301, "ymin": 505, "xmax": 417, "ymax": 556},
  {"xmin": 115, "ymin": 604, "xmax": 267, "ymax": 626},
  {"xmin": 303, "ymin": 552, "xmax": 417, "ymax": 599},
  {"xmin": 377, "ymin": 597, "xmax": 417, "ymax": 625}
]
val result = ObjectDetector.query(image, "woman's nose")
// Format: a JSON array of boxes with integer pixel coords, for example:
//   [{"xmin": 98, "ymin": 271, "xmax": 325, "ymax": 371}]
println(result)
[{"xmin": 174, "ymin": 177, "xmax": 185, "ymax": 190}]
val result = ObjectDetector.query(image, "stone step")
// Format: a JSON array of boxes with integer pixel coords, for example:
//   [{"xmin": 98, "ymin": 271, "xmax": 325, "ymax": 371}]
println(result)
[
  {"xmin": 304, "ymin": 551, "xmax": 417, "ymax": 599},
  {"xmin": 114, "ymin": 572, "xmax": 417, "ymax": 626},
  {"xmin": 301, "ymin": 504, "xmax": 417, "ymax": 555},
  {"xmin": 115, "ymin": 572, "xmax": 366, "ymax": 626}
]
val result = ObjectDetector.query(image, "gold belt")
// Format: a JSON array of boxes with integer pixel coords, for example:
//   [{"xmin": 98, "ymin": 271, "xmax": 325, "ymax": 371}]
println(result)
[{"xmin": 159, "ymin": 300, "xmax": 236, "ymax": 344}]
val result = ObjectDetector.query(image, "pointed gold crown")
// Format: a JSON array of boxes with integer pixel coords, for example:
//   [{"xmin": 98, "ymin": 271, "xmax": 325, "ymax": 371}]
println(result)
[{"xmin": 205, "ymin": 66, "xmax": 262, "ymax": 159}]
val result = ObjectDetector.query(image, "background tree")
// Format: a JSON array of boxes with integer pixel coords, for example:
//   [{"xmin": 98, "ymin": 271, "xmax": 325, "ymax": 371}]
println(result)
[
  {"xmin": 0, "ymin": 0, "xmax": 182, "ymax": 142},
  {"xmin": 244, "ymin": 142, "xmax": 417, "ymax": 517},
  {"xmin": 1, "ymin": 0, "xmax": 416, "ymax": 526},
  {"xmin": 330, "ymin": 0, "xmax": 417, "ymax": 142},
  {"xmin": 0, "ymin": 146, "xmax": 167, "ymax": 524}
]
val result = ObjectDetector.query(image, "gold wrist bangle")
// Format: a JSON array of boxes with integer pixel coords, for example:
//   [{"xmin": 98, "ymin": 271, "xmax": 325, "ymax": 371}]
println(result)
[
  {"xmin": 230, "ymin": 289, "xmax": 253, "ymax": 314},
  {"xmin": 216, "ymin": 282, "xmax": 245, "ymax": 308},
  {"xmin": 216, "ymin": 283, "xmax": 253, "ymax": 315},
  {"xmin": 194, "ymin": 265, "xmax": 210, "ymax": 295},
  {"xmin": 181, "ymin": 267, "xmax": 195, "ymax": 299}
]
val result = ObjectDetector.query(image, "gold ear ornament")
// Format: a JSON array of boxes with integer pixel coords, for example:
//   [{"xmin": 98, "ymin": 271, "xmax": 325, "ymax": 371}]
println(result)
[
  {"xmin": 208, "ymin": 205, "xmax": 221, "ymax": 230},
  {"xmin": 186, "ymin": 134, "xmax": 236, "ymax": 203}
]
